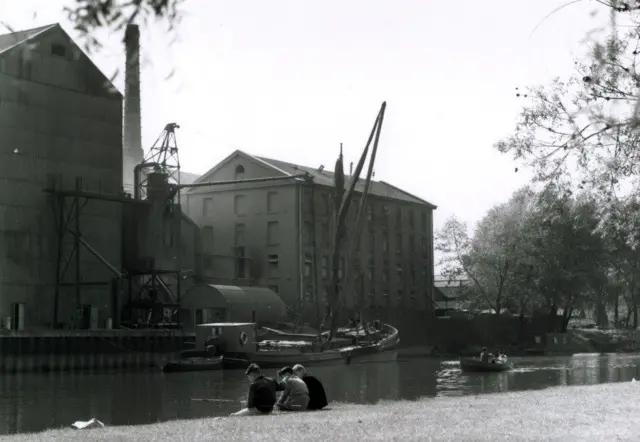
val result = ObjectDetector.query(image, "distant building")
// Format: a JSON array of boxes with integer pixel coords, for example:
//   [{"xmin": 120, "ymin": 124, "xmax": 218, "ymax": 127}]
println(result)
[
  {"xmin": 184, "ymin": 150, "xmax": 437, "ymax": 323},
  {"xmin": 434, "ymin": 279, "xmax": 472, "ymax": 311}
]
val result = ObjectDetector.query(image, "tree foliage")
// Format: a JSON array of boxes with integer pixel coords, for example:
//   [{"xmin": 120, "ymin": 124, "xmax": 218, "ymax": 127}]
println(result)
[
  {"xmin": 436, "ymin": 187, "xmax": 536, "ymax": 315},
  {"xmin": 495, "ymin": 2, "xmax": 640, "ymax": 197},
  {"xmin": 64, "ymin": 0, "xmax": 184, "ymax": 51},
  {"xmin": 437, "ymin": 186, "xmax": 614, "ymax": 331}
]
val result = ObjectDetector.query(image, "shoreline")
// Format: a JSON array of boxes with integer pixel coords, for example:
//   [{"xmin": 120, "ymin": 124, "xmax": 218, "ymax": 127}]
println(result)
[{"xmin": 2, "ymin": 382, "xmax": 638, "ymax": 441}]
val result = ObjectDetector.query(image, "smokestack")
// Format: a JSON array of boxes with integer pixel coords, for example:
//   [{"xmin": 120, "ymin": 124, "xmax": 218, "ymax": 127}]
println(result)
[
  {"xmin": 349, "ymin": 162, "xmax": 353, "ymax": 176},
  {"xmin": 123, "ymin": 24, "xmax": 144, "ymax": 190}
]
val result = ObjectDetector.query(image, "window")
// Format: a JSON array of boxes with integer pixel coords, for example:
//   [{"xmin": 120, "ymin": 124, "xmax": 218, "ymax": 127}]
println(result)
[
  {"xmin": 236, "ymin": 246, "xmax": 246, "ymax": 278},
  {"xmin": 421, "ymin": 237, "xmax": 428, "ymax": 257},
  {"xmin": 268, "ymin": 285, "xmax": 279, "ymax": 294},
  {"xmin": 305, "ymin": 285, "xmax": 314, "ymax": 302},
  {"xmin": 267, "ymin": 191, "xmax": 278, "ymax": 212},
  {"xmin": 382, "ymin": 234, "xmax": 389, "ymax": 253},
  {"xmin": 320, "ymin": 193, "xmax": 330, "ymax": 214},
  {"xmin": 368, "ymin": 234, "xmax": 375, "ymax": 252},
  {"xmin": 367, "ymin": 266, "xmax": 374, "ymax": 281},
  {"xmin": 234, "ymin": 223, "xmax": 245, "ymax": 246},
  {"xmin": 201, "ymin": 226, "xmax": 213, "ymax": 253},
  {"xmin": 409, "ymin": 209, "xmax": 415, "ymax": 228},
  {"xmin": 267, "ymin": 254, "xmax": 279, "ymax": 277},
  {"xmin": 320, "ymin": 222, "xmax": 329, "ymax": 245},
  {"xmin": 303, "ymin": 187, "xmax": 313, "ymax": 213},
  {"xmin": 267, "ymin": 221, "xmax": 279, "ymax": 245},
  {"xmin": 395, "ymin": 233, "xmax": 402, "ymax": 255},
  {"xmin": 410, "ymin": 266, "xmax": 416, "ymax": 284},
  {"xmin": 338, "ymin": 258, "xmax": 345, "ymax": 279},
  {"xmin": 321, "ymin": 256, "xmax": 329, "ymax": 279},
  {"xmin": 409, "ymin": 234, "xmax": 415, "ymax": 253},
  {"xmin": 304, "ymin": 221, "xmax": 313, "ymax": 244},
  {"xmin": 234, "ymin": 194, "xmax": 246, "ymax": 215},
  {"xmin": 396, "ymin": 208, "xmax": 402, "ymax": 226},
  {"xmin": 382, "ymin": 268, "xmax": 389, "ymax": 283},
  {"xmin": 203, "ymin": 197, "xmax": 214, "ymax": 217},
  {"xmin": 51, "ymin": 43, "xmax": 66, "ymax": 57},
  {"xmin": 381, "ymin": 205, "xmax": 389, "ymax": 226},
  {"xmin": 235, "ymin": 164, "xmax": 245, "ymax": 179},
  {"xmin": 304, "ymin": 255, "xmax": 313, "ymax": 277},
  {"xmin": 367, "ymin": 205, "xmax": 373, "ymax": 222},
  {"xmin": 421, "ymin": 211, "xmax": 428, "ymax": 231}
]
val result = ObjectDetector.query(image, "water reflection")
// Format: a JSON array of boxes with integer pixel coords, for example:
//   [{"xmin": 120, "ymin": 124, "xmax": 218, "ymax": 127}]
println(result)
[{"xmin": 2, "ymin": 353, "xmax": 640, "ymax": 435}]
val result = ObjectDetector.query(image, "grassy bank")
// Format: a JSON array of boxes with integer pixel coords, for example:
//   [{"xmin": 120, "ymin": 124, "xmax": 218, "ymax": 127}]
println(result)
[{"xmin": 3, "ymin": 382, "xmax": 639, "ymax": 441}]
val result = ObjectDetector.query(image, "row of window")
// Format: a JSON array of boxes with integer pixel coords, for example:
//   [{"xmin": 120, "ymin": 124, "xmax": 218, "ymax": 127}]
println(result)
[
  {"xmin": 202, "ymin": 220, "xmax": 430, "ymax": 256},
  {"xmin": 201, "ymin": 191, "xmax": 281, "ymax": 217},
  {"xmin": 200, "ymin": 189, "xmax": 430, "ymax": 234}
]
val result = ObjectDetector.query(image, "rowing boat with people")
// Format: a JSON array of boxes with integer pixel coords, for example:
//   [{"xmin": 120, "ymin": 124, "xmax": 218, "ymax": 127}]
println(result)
[{"xmin": 459, "ymin": 357, "xmax": 514, "ymax": 373}]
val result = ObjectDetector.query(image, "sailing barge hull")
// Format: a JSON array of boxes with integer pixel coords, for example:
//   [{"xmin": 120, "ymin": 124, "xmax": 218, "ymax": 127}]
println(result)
[{"xmin": 195, "ymin": 322, "xmax": 400, "ymax": 370}]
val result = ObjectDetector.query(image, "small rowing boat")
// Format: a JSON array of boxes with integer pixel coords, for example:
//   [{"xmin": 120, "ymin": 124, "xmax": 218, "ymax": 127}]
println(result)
[
  {"xmin": 162, "ymin": 349, "xmax": 224, "ymax": 373},
  {"xmin": 459, "ymin": 357, "xmax": 513, "ymax": 373}
]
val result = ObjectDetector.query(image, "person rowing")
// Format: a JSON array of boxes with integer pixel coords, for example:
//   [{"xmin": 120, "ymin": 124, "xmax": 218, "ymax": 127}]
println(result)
[{"xmin": 293, "ymin": 364, "xmax": 328, "ymax": 410}]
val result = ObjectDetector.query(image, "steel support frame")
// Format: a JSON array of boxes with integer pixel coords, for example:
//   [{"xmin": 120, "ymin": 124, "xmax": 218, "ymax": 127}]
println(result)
[
  {"xmin": 126, "ymin": 270, "xmax": 182, "ymax": 328},
  {"xmin": 49, "ymin": 180, "xmax": 129, "ymax": 328}
]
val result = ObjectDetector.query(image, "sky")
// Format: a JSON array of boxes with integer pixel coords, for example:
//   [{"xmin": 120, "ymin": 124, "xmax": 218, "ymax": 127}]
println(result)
[{"xmin": 3, "ymin": 0, "xmax": 611, "ymax": 250}]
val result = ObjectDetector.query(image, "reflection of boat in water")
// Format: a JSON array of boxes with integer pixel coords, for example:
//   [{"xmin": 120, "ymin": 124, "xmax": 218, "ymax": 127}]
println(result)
[
  {"xmin": 460, "ymin": 358, "xmax": 513, "ymax": 373},
  {"xmin": 162, "ymin": 348, "xmax": 224, "ymax": 373},
  {"xmin": 195, "ymin": 322, "xmax": 399, "ymax": 369}
]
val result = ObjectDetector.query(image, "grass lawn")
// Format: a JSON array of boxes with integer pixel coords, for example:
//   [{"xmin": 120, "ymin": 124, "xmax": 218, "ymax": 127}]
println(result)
[{"xmin": 2, "ymin": 382, "xmax": 638, "ymax": 441}]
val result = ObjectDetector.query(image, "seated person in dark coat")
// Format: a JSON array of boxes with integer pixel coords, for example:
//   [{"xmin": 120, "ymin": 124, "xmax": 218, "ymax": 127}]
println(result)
[
  {"xmin": 293, "ymin": 364, "xmax": 328, "ymax": 410},
  {"xmin": 231, "ymin": 363, "xmax": 283, "ymax": 416}
]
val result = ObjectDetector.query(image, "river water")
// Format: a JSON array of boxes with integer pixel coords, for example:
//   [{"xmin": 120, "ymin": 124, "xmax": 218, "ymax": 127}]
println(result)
[{"xmin": 1, "ymin": 353, "xmax": 640, "ymax": 435}]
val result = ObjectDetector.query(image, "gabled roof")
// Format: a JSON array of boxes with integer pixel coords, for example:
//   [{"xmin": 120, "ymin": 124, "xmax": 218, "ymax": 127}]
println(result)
[
  {"xmin": 0, "ymin": 23, "xmax": 121, "ymax": 97},
  {"xmin": 0, "ymin": 23, "xmax": 56, "ymax": 55},
  {"xmin": 194, "ymin": 149, "xmax": 437, "ymax": 208}
]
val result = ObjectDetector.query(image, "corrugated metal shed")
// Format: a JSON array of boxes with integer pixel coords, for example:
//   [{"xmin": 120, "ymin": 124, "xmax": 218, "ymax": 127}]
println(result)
[{"xmin": 182, "ymin": 284, "xmax": 287, "ymax": 323}]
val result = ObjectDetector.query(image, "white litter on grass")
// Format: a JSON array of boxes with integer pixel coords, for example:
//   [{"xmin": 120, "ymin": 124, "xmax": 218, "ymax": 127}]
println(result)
[{"xmin": 71, "ymin": 418, "xmax": 105, "ymax": 430}]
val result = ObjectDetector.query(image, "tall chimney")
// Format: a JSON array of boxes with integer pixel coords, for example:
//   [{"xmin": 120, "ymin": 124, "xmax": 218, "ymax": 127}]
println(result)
[
  {"xmin": 123, "ymin": 24, "xmax": 144, "ymax": 191},
  {"xmin": 349, "ymin": 162, "xmax": 353, "ymax": 176}
]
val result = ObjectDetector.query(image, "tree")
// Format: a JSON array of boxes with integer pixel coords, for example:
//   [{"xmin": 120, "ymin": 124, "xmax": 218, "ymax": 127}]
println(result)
[
  {"xmin": 64, "ymin": 0, "xmax": 184, "ymax": 51},
  {"xmin": 519, "ymin": 188, "xmax": 609, "ymax": 331},
  {"xmin": 495, "ymin": 2, "xmax": 640, "ymax": 200},
  {"xmin": 599, "ymin": 195, "xmax": 640, "ymax": 328},
  {"xmin": 436, "ymin": 187, "xmax": 536, "ymax": 314}
]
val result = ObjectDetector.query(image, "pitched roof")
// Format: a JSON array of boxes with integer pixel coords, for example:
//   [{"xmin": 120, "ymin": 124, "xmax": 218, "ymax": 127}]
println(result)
[
  {"xmin": 0, "ymin": 23, "xmax": 121, "ymax": 98},
  {"xmin": 255, "ymin": 155, "xmax": 437, "ymax": 208},
  {"xmin": 0, "ymin": 23, "xmax": 57, "ymax": 55},
  {"xmin": 192, "ymin": 149, "xmax": 436, "ymax": 207}
]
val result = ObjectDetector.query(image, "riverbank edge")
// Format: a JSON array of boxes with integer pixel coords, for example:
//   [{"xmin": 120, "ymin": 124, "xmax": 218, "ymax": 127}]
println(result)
[{"xmin": 4, "ymin": 382, "xmax": 639, "ymax": 441}]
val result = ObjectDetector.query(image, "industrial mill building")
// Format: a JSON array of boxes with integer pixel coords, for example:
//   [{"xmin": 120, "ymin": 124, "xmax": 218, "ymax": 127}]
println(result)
[
  {"xmin": 183, "ymin": 150, "xmax": 437, "ymax": 328},
  {"xmin": 0, "ymin": 24, "xmax": 123, "ymax": 330}
]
